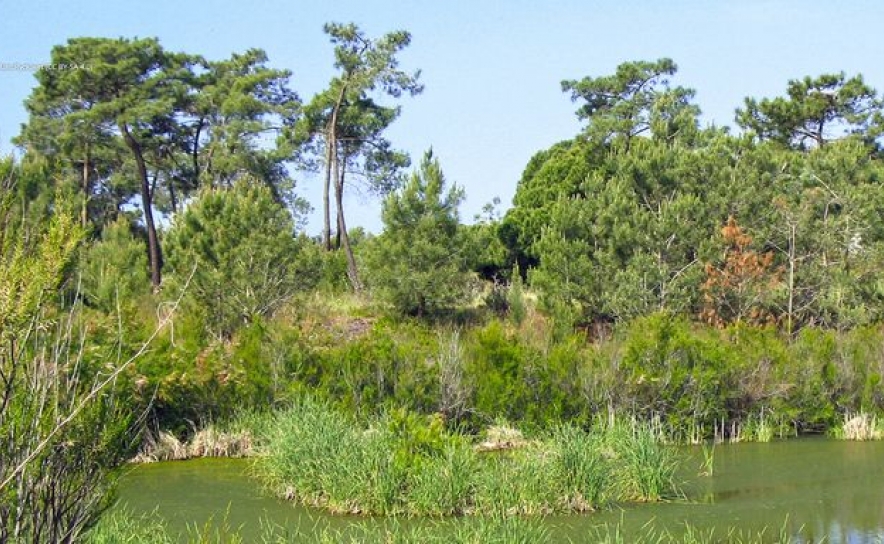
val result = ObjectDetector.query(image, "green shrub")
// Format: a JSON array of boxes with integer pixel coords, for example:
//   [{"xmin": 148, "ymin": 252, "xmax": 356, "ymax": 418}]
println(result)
[
  {"xmin": 507, "ymin": 265, "xmax": 527, "ymax": 326},
  {"xmin": 1, "ymin": 192, "xmax": 137, "ymax": 542},
  {"xmin": 163, "ymin": 180, "xmax": 319, "ymax": 339},
  {"xmin": 466, "ymin": 321, "xmax": 532, "ymax": 422},
  {"xmin": 364, "ymin": 151, "xmax": 472, "ymax": 317},
  {"xmin": 80, "ymin": 216, "xmax": 151, "ymax": 314},
  {"xmin": 617, "ymin": 313, "xmax": 731, "ymax": 436}
]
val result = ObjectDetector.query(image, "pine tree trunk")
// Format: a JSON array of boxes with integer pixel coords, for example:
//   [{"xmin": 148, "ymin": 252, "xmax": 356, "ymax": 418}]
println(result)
[
  {"xmin": 322, "ymin": 127, "xmax": 333, "ymax": 251},
  {"xmin": 333, "ymin": 151, "xmax": 361, "ymax": 291},
  {"xmin": 336, "ymin": 179, "xmax": 361, "ymax": 292},
  {"xmin": 81, "ymin": 145, "xmax": 89, "ymax": 228},
  {"xmin": 323, "ymin": 85, "xmax": 348, "ymax": 252},
  {"xmin": 120, "ymin": 123, "xmax": 162, "ymax": 289}
]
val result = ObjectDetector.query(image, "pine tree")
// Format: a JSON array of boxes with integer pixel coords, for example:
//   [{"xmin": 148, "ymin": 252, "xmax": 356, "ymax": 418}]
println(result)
[{"xmin": 366, "ymin": 150, "xmax": 470, "ymax": 316}]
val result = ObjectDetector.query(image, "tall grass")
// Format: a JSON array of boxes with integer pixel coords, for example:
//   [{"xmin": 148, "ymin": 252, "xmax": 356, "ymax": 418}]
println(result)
[
  {"xmin": 601, "ymin": 419, "xmax": 681, "ymax": 502},
  {"xmin": 699, "ymin": 442, "xmax": 715, "ymax": 477},
  {"xmin": 471, "ymin": 444, "xmax": 559, "ymax": 515},
  {"xmin": 89, "ymin": 510, "xmax": 808, "ymax": 544},
  {"xmin": 407, "ymin": 440, "xmax": 477, "ymax": 516},
  {"xmin": 85, "ymin": 509, "xmax": 175, "ymax": 544},
  {"xmin": 253, "ymin": 399, "xmax": 680, "ymax": 517},
  {"xmin": 833, "ymin": 411, "xmax": 884, "ymax": 440},
  {"xmin": 550, "ymin": 424, "xmax": 610, "ymax": 510},
  {"xmin": 259, "ymin": 398, "xmax": 367, "ymax": 513},
  {"xmin": 588, "ymin": 518, "xmax": 801, "ymax": 544},
  {"xmin": 87, "ymin": 510, "xmax": 550, "ymax": 543}
]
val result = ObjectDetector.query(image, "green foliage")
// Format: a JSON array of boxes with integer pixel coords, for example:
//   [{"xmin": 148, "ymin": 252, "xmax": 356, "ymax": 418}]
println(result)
[
  {"xmin": 466, "ymin": 322, "xmax": 531, "ymax": 421},
  {"xmin": 529, "ymin": 206, "xmax": 597, "ymax": 325},
  {"xmin": 737, "ymin": 72, "xmax": 883, "ymax": 149},
  {"xmin": 549, "ymin": 424, "xmax": 609, "ymax": 508},
  {"xmin": 86, "ymin": 509, "xmax": 175, "ymax": 544},
  {"xmin": 616, "ymin": 313, "xmax": 731, "ymax": 434},
  {"xmin": 80, "ymin": 216, "xmax": 150, "ymax": 313},
  {"xmin": 525, "ymin": 133, "xmax": 724, "ymax": 327},
  {"xmin": 19, "ymin": 37, "xmax": 303, "ymax": 288},
  {"xmin": 507, "ymin": 265, "xmax": 527, "ymax": 326},
  {"xmin": 406, "ymin": 440, "xmax": 477, "ymax": 516},
  {"xmin": 309, "ymin": 320, "xmax": 440, "ymax": 416},
  {"xmin": 562, "ymin": 58, "xmax": 699, "ymax": 144},
  {"xmin": 516, "ymin": 72, "xmax": 884, "ymax": 332},
  {"xmin": 255, "ymin": 399, "xmax": 680, "ymax": 517},
  {"xmin": 461, "ymin": 201, "xmax": 508, "ymax": 281},
  {"xmin": 89, "ymin": 509, "xmax": 551, "ymax": 544},
  {"xmin": 491, "ymin": 61, "xmax": 884, "ymax": 336},
  {"xmin": 164, "ymin": 180, "xmax": 319, "ymax": 339},
  {"xmin": 292, "ymin": 21, "xmax": 423, "ymax": 288},
  {"xmin": 499, "ymin": 138, "xmax": 596, "ymax": 268},
  {"xmin": 189, "ymin": 48, "xmax": 301, "ymax": 194},
  {"xmin": 366, "ymin": 151, "xmax": 472, "ymax": 316},
  {"xmin": 1, "ymin": 188, "xmax": 136, "ymax": 541},
  {"xmin": 135, "ymin": 314, "xmax": 313, "ymax": 434},
  {"xmin": 605, "ymin": 419, "xmax": 680, "ymax": 502},
  {"xmin": 121, "ymin": 285, "xmax": 884, "ymax": 443},
  {"xmin": 16, "ymin": 36, "xmax": 200, "ymax": 286}
]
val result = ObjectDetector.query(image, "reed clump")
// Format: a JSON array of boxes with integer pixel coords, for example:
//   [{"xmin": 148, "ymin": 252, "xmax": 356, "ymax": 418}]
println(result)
[
  {"xmin": 253, "ymin": 398, "xmax": 681, "ymax": 517},
  {"xmin": 833, "ymin": 411, "xmax": 884, "ymax": 441},
  {"xmin": 132, "ymin": 425, "xmax": 254, "ymax": 463}
]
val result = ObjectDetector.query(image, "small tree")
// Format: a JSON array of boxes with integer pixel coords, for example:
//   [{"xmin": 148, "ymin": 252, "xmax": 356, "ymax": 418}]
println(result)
[
  {"xmin": 507, "ymin": 263, "xmax": 528, "ymax": 326},
  {"xmin": 163, "ymin": 180, "xmax": 318, "ymax": 339},
  {"xmin": 80, "ymin": 216, "xmax": 151, "ymax": 313},
  {"xmin": 700, "ymin": 216, "xmax": 782, "ymax": 327},
  {"xmin": 366, "ymin": 150, "xmax": 470, "ymax": 316}
]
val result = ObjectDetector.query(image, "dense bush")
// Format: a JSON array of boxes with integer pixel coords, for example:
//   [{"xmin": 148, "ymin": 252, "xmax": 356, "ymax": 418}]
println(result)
[
  {"xmin": 163, "ymin": 180, "xmax": 320, "ymax": 339},
  {"xmin": 123, "ymin": 292, "xmax": 884, "ymax": 441},
  {"xmin": 80, "ymin": 215, "xmax": 151, "ymax": 314},
  {"xmin": 616, "ymin": 314, "xmax": 732, "ymax": 435},
  {"xmin": 0, "ymin": 194, "xmax": 135, "ymax": 542},
  {"xmin": 365, "ymin": 151, "xmax": 472, "ymax": 317}
]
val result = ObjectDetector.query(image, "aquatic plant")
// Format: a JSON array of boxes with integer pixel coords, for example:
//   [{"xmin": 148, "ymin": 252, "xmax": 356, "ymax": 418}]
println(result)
[
  {"xmin": 406, "ymin": 440, "xmax": 477, "ymax": 516},
  {"xmin": 85, "ymin": 509, "xmax": 175, "ymax": 544},
  {"xmin": 253, "ymin": 400, "xmax": 680, "ymax": 517},
  {"xmin": 602, "ymin": 418, "xmax": 681, "ymax": 502},
  {"xmin": 833, "ymin": 411, "xmax": 883, "ymax": 440},
  {"xmin": 699, "ymin": 442, "xmax": 715, "ymax": 477},
  {"xmin": 88, "ymin": 510, "xmax": 551, "ymax": 543},
  {"xmin": 89, "ymin": 508, "xmax": 811, "ymax": 544},
  {"xmin": 132, "ymin": 426, "xmax": 254, "ymax": 463},
  {"xmin": 550, "ymin": 424, "xmax": 610, "ymax": 510}
]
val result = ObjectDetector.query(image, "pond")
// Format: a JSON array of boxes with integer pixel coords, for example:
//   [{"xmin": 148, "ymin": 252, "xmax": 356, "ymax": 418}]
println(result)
[{"xmin": 115, "ymin": 439, "xmax": 884, "ymax": 542}]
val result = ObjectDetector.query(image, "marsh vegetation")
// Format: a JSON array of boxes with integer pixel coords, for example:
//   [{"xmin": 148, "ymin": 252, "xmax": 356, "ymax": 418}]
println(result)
[{"xmin": 3, "ymin": 19, "xmax": 884, "ymax": 543}]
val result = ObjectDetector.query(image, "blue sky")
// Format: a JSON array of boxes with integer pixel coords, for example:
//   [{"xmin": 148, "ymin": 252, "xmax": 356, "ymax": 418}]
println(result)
[{"xmin": 1, "ymin": 0, "xmax": 883, "ymax": 234}]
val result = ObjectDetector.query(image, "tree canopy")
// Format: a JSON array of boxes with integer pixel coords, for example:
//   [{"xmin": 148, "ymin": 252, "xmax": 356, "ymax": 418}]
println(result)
[{"xmin": 736, "ymin": 72, "xmax": 884, "ymax": 149}]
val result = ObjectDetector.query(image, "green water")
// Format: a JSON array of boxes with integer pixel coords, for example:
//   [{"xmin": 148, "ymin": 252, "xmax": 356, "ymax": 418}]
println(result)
[{"xmin": 115, "ymin": 439, "xmax": 884, "ymax": 543}]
